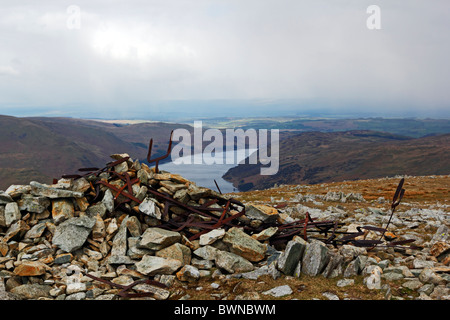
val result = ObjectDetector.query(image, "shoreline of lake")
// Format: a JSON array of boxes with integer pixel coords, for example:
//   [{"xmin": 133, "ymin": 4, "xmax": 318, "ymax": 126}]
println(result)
[{"xmin": 159, "ymin": 149, "xmax": 257, "ymax": 193}]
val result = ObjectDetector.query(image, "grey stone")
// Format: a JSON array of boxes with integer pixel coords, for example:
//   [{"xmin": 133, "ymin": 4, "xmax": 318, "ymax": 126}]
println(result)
[
  {"xmin": 173, "ymin": 189, "xmax": 190, "ymax": 204},
  {"xmin": 419, "ymin": 268, "xmax": 445, "ymax": 285},
  {"xmin": 0, "ymin": 192, "xmax": 13, "ymax": 204},
  {"xmin": 5, "ymin": 185, "xmax": 31, "ymax": 198},
  {"xmin": 383, "ymin": 272, "xmax": 404, "ymax": 281},
  {"xmin": 137, "ymin": 168, "xmax": 151, "ymax": 185},
  {"xmin": 302, "ymin": 240, "xmax": 330, "ymax": 276},
  {"xmin": 199, "ymin": 228, "xmax": 226, "ymax": 246},
  {"xmin": 154, "ymin": 274, "xmax": 176, "ymax": 288},
  {"xmin": 24, "ymin": 222, "xmax": 47, "ymax": 239},
  {"xmin": 138, "ymin": 197, "xmax": 162, "ymax": 219},
  {"xmin": 5, "ymin": 202, "xmax": 21, "ymax": 226},
  {"xmin": 431, "ymin": 225, "xmax": 448, "ymax": 243},
  {"xmin": 176, "ymin": 265, "xmax": 200, "ymax": 282},
  {"xmin": 215, "ymin": 250, "xmax": 254, "ymax": 274},
  {"xmin": 135, "ymin": 185, "xmax": 148, "ymax": 202},
  {"xmin": 338, "ymin": 245, "xmax": 367, "ymax": 262},
  {"xmin": 364, "ymin": 265, "xmax": 383, "ymax": 290},
  {"xmin": 193, "ymin": 245, "xmax": 219, "ymax": 261},
  {"xmin": 10, "ymin": 284, "xmax": 52, "ymax": 300},
  {"xmin": 111, "ymin": 216, "xmax": 128, "ymax": 256},
  {"xmin": 222, "ymin": 227, "xmax": 266, "ymax": 262},
  {"xmin": 30, "ymin": 181, "xmax": 84, "ymax": 198},
  {"xmin": 293, "ymin": 261, "xmax": 302, "ymax": 278},
  {"xmin": 240, "ymin": 263, "xmax": 280, "ymax": 280},
  {"xmin": 402, "ymin": 279, "xmax": 423, "ymax": 291},
  {"xmin": 71, "ymin": 177, "xmax": 91, "ymax": 193},
  {"xmin": 0, "ymin": 205, "xmax": 5, "ymax": 227},
  {"xmin": 416, "ymin": 292, "xmax": 433, "ymax": 300},
  {"xmin": 344, "ymin": 255, "xmax": 367, "ymax": 277},
  {"xmin": 127, "ymin": 237, "xmax": 153, "ymax": 259},
  {"xmin": 126, "ymin": 215, "xmax": 142, "ymax": 237},
  {"xmin": 52, "ymin": 216, "xmax": 96, "ymax": 253},
  {"xmin": 377, "ymin": 259, "xmax": 391, "ymax": 270},
  {"xmin": 191, "ymin": 258, "xmax": 214, "ymax": 269},
  {"xmin": 95, "ymin": 294, "xmax": 116, "ymax": 300},
  {"xmin": 66, "ymin": 282, "xmax": 87, "ymax": 295},
  {"xmin": 418, "ymin": 283, "xmax": 435, "ymax": 295},
  {"xmin": 4, "ymin": 220, "xmax": 30, "ymax": 242},
  {"xmin": 245, "ymin": 204, "xmax": 279, "ymax": 223},
  {"xmin": 413, "ymin": 258, "xmax": 435, "ymax": 269},
  {"xmin": 106, "ymin": 255, "xmax": 134, "ymax": 265},
  {"xmin": 133, "ymin": 283, "xmax": 171, "ymax": 300},
  {"xmin": 322, "ymin": 251, "xmax": 344, "ymax": 278},
  {"xmin": 159, "ymin": 180, "xmax": 187, "ymax": 194},
  {"xmin": 0, "ymin": 277, "xmax": 17, "ymax": 300},
  {"xmin": 187, "ymin": 184, "xmax": 219, "ymax": 201},
  {"xmin": 138, "ymin": 227, "xmax": 181, "ymax": 250},
  {"xmin": 385, "ymin": 265, "xmax": 414, "ymax": 278},
  {"xmin": 262, "ymin": 285, "xmax": 292, "ymax": 298},
  {"xmin": 135, "ymin": 255, "xmax": 182, "ymax": 276},
  {"xmin": 17, "ymin": 195, "xmax": 50, "ymax": 213},
  {"xmin": 322, "ymin": 292, "xmax": 340, "ymax": 300},
  {"xmin": 276, "ymin": 239, "xmax": 306, "ymax": 276},
  {"xmin": 251, "ymin": 227, "xmax": 278, "ymax": 241},
  {"xmin": 65, "ymin": 292, "xmax": 86, "ymax": 300},
  {"xmin": 266, "ymin": 245, "xmax": 282, "ymax": 265},
  {"xmin": 86, "ymin": 203, "xmax": 107, "ymax": 218},
  {"xmin": 337, "ymin": 278, "xmax": 354, "ymax": 287},
  {"xmin": 102, "ymin": 189, "xmax": 115, "ymax": 213},
  {"xmin": 51, "ymin": 199, "xmax": 74, "ymax": 224},
  {"xmin": 430, "ymin": 285, "xmax": 449, "ymax": 300},
  {"xmin": 344, "ymin": 260, "xmax": 359, "ymax": 277},
  {"xmin": 156, "ymin": 243, "xmax": 191, "ymax": 266}
]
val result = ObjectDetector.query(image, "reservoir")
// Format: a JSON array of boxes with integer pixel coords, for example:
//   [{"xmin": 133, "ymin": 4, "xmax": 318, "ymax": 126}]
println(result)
[{"xmin": 159, "ymin": 149, "xmax": 257, "ymax": 194}]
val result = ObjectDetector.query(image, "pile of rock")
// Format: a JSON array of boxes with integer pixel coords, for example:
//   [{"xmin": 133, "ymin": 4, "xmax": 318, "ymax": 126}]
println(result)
[
  {"xmin": 0, "ymin": 154, "xmax": 448, "ymax": 300},
  {"xmin": 0, "ymin": 154, "xmax": 280, "ymax": 300}
]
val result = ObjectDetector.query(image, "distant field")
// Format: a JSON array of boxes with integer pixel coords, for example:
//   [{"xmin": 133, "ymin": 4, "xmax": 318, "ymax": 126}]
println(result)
[
  {"xmin": 86, "ymin": 119, "xmax": 169, "ymax": 125},
  {"xmin": 201, "ymin": 117, "xmax": 450, "ymax": 138}
]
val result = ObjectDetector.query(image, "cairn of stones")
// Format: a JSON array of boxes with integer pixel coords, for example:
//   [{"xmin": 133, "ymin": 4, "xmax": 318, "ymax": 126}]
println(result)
[{"xmin": 0, "ymin": 154, "xmax": 448, "ymax": 300}]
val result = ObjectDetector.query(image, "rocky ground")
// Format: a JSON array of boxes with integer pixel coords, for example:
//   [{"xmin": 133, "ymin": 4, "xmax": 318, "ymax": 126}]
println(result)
[{"xmin": 0, "ymin": 154, "xmax": 448, "ymax": 301}]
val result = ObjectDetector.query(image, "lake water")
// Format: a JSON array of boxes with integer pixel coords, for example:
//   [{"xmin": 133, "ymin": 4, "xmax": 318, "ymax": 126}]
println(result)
[{"xmin": 159, "ymin": 149, "xmax": 257, "ymax": 194}]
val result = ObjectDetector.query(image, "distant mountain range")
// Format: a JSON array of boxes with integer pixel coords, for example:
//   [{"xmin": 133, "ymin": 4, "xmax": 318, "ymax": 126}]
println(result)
[
  {"xmin": 223, "ymin": 130, "xmax": 450, "ymax": 191},
  {"xmin": 1, "ymin": 115, "xmax": 449, "ymax": 192}
]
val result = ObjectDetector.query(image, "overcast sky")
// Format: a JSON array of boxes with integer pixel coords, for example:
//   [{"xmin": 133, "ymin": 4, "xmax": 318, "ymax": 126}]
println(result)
[{"xmin": 0, "ymin": 0, "xmax": 449, "ymax": 118}]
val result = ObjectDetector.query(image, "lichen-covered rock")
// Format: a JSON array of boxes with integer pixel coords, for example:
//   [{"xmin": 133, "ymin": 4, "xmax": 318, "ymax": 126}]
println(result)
[
  {"xmin": 277, "ymin": 239, "xmax": 306, "ymax": 276},
  {"xmin": 302, "ymin": 240, "xmax": 330, "ymax": 276},
  {"xmin": 199, "ymin": 228, "xmax": 226, "ymax": 246},
  {"xmin": 245, "ymin": 204, "xmax": 279, "ymax": 223},
  {"xmin": 135, "ymin": 255, "xmax": 182, "ymax": 276},
  {"xmin": 176, "ymin": 265, "xmax": 200, "ymax": 282},
  {"xmin": 52, "ymin": 216, "xmax": 96, "ymax": 253},
  {"xmin": 138, "ymin": 227, "xmax": 181, "ymax": 251},
  {"xmin": 223, "ymin": 227, "xmax": 266, "ymax": 262},
  {"xmin": 156, "ymin": 243, "xmax": 191, "ymax": 265},
  {"xmin": 215, "ymin": 250, "xmax": 254, "ymax": 274}
]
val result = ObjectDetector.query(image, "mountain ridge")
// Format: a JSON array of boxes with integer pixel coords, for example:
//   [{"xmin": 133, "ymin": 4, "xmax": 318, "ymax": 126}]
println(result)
[
  {"xmin": 1, "ymin": 115, "xmax": 449, "ymax": 192},
  {"xmin": 223, "ymin": 130, "xmax": 450, "ymax": 191}
]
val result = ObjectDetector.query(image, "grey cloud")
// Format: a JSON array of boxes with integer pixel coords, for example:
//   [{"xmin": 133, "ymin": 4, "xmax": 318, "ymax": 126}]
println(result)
[{"xmin": 0, "ymin": 0, "xmax": 449, "ymax": 117}]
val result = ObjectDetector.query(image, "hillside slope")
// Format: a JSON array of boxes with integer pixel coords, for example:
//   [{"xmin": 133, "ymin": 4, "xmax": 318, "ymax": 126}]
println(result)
[
  {"xmin": 223, "ymin": 131, "xmax": 450, "ymax": 191},
  {"xmin": 0, "ymin": 115, "xmax": 148, "ymax": 189}
]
